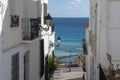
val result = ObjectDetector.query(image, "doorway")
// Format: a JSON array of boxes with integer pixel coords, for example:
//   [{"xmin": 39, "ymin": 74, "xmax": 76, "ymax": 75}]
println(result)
[{"xmin": 24, "ymin": 51, "xmax": 30, "ymax": 80}]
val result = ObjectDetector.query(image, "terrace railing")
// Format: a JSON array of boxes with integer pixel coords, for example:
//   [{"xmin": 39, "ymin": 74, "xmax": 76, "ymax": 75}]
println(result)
[{"xmin": 22, "ymin": 18, "xmax": 39, "ymax": 40}]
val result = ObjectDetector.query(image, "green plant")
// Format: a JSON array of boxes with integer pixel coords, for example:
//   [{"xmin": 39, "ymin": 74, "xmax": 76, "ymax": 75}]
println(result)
[
  {"xmin": 48, "ymin": 55, "xmax": 57, "ymax": 75},
  {"xmin": 45, "ymin": 55, "xmax": 58, "ymax": 80}
]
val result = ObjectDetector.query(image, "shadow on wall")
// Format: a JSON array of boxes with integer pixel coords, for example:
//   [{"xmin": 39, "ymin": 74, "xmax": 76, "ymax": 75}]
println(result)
[
  {"xmin": 1, "ymin": 0, "xmax": 10, "ymax": 43},
  {"xmin": 0, "ymin": 1, "xmax": 7, "ymax": 50}
]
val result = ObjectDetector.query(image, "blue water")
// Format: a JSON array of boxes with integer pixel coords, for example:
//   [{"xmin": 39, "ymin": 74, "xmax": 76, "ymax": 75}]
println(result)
[{"xmin": 53, "ymin": 17, "xmax": 89, "ymax": 62}]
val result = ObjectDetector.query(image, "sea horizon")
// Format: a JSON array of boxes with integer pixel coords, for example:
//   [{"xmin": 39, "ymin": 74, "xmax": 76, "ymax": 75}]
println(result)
[
  {"xmin": 53, "ymin": 17, "xmax": 89, "ymax": 62},
  {"xmin": 52, "ymin": 17, "xmax": 89, "ymax": 19}
]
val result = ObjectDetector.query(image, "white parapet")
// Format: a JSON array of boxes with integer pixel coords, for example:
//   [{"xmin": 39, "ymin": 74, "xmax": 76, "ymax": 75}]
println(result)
[{"xmin": 41, "ymin": 0, "xmax": 48, "ymax": 4}]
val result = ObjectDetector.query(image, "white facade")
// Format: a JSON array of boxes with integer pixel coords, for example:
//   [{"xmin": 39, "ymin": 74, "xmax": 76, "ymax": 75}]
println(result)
[
  {"xmin": 85, "ymin": 0, "xmax": 120, "ymax": 80},
  {"xmin": 40, "ymin": 1, "xmax": 55, "ymax": 80},
  {"xmin": 0, "ymin": 0, "xmax": 54, "ymax": 80},
  {"xmin": 3, "ymin": 40, "xmax": 40, "ymax": 80}
]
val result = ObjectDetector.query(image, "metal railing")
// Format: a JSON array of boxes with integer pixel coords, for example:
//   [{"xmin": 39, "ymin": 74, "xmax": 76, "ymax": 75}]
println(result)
[{"xmin": 22, "ymin": 18, "xmax": 39, "ymax": 40}]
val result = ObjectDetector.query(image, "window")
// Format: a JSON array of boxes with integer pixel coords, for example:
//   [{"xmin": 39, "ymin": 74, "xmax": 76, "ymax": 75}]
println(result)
[
  {"xmin": 10, "ymin": 15, "xmax": 19, "ymax": 27},
  {"xmin": 11, "ymin": 53, "xmax": 19, "ymax": 80},
  {"xmin": 24, "ymin": 51, "xmax": 30, "ymax": 80},
  {"xmin": 95, "ymin": 4, "xmax": 97, "ymax": 36},
  {"xmin": 44, "ymin": 3, "xmax": 47, "ymax": 17},
  {"xmin": 43, "ymin": 3, "xmax": 48, "ymax": 24},
  {"xmin": 40, "ymin": 39, "xmax": 44, "ymax": 78},
  {"xmin": 9, "ymin": 0, "xmax": 19, "ymax": 27}
]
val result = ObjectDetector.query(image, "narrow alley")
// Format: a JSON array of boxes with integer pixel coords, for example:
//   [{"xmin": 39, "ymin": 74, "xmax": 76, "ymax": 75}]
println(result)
[{"xmin": 54, "ymin": 67, "xmax": 84, "ymax": 80}]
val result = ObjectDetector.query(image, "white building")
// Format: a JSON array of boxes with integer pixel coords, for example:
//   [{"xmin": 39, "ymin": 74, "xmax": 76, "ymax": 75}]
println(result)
[
  {"xmin": 0, "ymin": 0, "xmax": 54, "ymax": 80},
  {"xmin": 85, "ymin": 0, "xmax": 120, "ymax": 80}
]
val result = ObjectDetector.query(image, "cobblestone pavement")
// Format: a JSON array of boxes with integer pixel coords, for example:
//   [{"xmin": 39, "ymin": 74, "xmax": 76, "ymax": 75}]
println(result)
[{"xmin": 54, "ymin": 67, "xmax": 84, "ymax": 80}]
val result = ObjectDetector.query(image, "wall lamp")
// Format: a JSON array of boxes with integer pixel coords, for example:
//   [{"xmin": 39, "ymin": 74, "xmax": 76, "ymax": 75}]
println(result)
[
  {"xmin": 56, "ymin": 36, "xmax": 61, "ymax": 47},
  {"xmin": 40, "ymin": 14, "xmax": 52, "ymax": 32}
]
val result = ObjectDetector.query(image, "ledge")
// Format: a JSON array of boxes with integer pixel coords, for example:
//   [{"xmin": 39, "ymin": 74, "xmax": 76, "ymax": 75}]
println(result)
[{"xmin": 22, "ymin": 38, "xmax": 39, "ymax": 44}]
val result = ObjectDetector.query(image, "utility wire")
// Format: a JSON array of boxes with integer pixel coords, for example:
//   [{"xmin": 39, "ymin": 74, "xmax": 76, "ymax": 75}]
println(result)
[
  {"xmin": 91, "ymin": 12, "xmax": 120, "ymax": 30},
  {"xmin": 90, "ymin": 5, "xmax": 120, "ymax": 30},
  {"xmin": 100, "ymin": 20, "xmax": 120, "ymax": 30}
]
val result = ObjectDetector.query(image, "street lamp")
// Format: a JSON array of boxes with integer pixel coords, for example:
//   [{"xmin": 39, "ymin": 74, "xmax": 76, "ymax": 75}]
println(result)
[
  {"xmin": 56, "ymin": 36, "xmax": 61, "ymax": 47},
  {"xmin": 69, "ymin": 51, "xmax": 72, "ymax": 72},
  {"xmin": 40, "ymin": 14, "xmax": 52, "ymax": 32},
  {"xmin": 45, "ymin": 13, "xmax": 52, "ymax": 25}
]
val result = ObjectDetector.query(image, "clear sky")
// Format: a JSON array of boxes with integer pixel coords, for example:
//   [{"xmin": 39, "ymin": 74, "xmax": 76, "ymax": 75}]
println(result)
[{"xmin": 48, "ymin": 0, "xmax": 89, "ymax": 17}]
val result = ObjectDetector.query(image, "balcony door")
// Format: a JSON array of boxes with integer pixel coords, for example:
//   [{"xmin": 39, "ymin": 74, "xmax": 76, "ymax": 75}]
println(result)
[
  {"xmin": 40, "ymin": 39, "xmax": 44, "ymax": 78},
  {"xmin": 24, "ymin": 51, "xmax": 30, "ymax": 80}
]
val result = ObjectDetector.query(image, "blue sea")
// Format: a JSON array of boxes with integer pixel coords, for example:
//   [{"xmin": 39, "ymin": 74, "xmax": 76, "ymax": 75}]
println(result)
[{"xmin": 53, "ymin": 17, "xmax": 89, "ymax": 62}]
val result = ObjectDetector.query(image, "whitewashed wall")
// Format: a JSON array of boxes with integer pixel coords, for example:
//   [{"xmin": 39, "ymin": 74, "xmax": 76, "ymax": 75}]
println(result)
[
  {"xmin": 41, "ymin": 0, "xmax": 48, "ymax": 4},
  {"xmin": 89, "ymin": 0, "xmax": 120, "ymax": 80},
  {"xmin": 27, "ymin": 0, "xmax": 38, "ymax": 18},
  {"xmin": 3, "ymin": 0, "xmax": 22, "ymax": 51},
  {"xmin": 108, "ymin": 0, "xmax": 120, "ymax": 60},
  {"xmin": 42, "ymin": 35, "xmax": 49, "ymax": 57},
  {"xmin": 98, "ymin": 0, "xmax": 108, "ymax": 69},
  {"xmin": 85, "ymin": 27, "xmax": 90, "ymax": 80},
  {"xmin": 3, "ymin": 0, "xmax": 40, "ymax": 51},
  {"xmin": 49, "ymin": 30, "xmax": 55, "ymax": 44},
  {"xmin": 3, "ymin": 45, "xmax": 23, "ymax": 80},
  {"xmin": 107, "ymin": 0, "xmax": 120, "ymax": 69},
  {"xmin": 0, "ymin": 0, "xmax": 4, "ymax": 79},
  {"xmin": 29, "ymin": 39, "xmax": 40, "ymax": 80},
  {"xmin": 3, "ymin": 38, "xmax": 40, "ymax": 80}
]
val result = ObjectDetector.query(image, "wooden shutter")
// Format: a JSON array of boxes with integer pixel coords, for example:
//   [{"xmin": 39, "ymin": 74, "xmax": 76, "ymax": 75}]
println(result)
[{"xmin": 12, "ymin": 53, "xmax": 19, "ymax": 80}]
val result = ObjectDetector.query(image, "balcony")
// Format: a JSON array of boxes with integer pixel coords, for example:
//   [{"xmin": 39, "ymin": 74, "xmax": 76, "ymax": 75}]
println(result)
[{"xmin": 22, "ymin": 18, "xmax": 39, "ymax": 42}]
